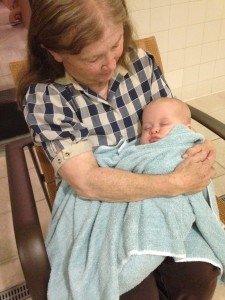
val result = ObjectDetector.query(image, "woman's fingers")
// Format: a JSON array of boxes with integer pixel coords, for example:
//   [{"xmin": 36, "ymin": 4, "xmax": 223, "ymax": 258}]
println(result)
[
  {"xmin": 183, "ymin": 140, "xmax": 216, "ymax": 162},
  {"xmin": 173, "ymin": 158, "xmax": 216, "ymax": 195},
  {"xmin": 184, "ymin": 150, "xmax": 208, "ymax": 162},
  {"xmin": 183, "ymin": 143, "xmax": 203, "ymax": 158}
]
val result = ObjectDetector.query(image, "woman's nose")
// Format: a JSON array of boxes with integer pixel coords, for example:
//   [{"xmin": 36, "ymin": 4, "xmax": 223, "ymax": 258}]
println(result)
[{"xmin": 102, "ymin": 53, "xmax": 117, "ymax": 71}]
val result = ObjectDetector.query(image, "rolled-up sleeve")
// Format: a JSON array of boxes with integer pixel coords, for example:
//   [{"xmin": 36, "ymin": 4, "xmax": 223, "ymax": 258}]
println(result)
[{"xmin": 24, "ymin": 83, "xmax": 92, "ymax": 172}]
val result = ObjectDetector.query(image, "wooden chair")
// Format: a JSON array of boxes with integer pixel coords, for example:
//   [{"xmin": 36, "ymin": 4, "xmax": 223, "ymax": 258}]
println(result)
[
  {"xmin": 6, "ymin": 36, "xmax": 225, "ymax": 299},
  {"xmin": 9, "ymin": 61, "xmax": 57, "ymax": 208}
]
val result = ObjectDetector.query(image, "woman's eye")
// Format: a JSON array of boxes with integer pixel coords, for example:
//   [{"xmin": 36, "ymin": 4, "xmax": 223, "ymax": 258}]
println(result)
[
  {"xmin": 87, "ymin": 57, "xmax": 99, "ymax": 63},
  {"xmin": 88, "ymin": 59, "xmax": 98, "ymax": 63},
  {"xmin": 112, "ymin": 44, "xmax": 119, "ymax": 50}
]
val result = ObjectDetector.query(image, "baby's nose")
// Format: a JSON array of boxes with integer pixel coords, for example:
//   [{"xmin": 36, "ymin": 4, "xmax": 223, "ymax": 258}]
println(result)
[{"xmin": 151, "ymin": 126, "xmax": 159, "ymax": 134}]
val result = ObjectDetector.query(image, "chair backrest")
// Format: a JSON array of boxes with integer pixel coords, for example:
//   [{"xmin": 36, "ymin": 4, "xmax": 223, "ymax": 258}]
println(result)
[
  {"xmin": 9, "ymin": 60, "xmax": 27, "ymax": 87},
  {"xmin": 9, "ymin": 36, "xmax": 164, "ymax": 206},
  {"xmin": 9, "ymin": 61, "xmax": 57, "ymax": 207}
]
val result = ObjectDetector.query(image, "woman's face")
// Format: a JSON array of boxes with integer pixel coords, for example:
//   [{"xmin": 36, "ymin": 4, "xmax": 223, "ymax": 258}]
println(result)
[{"xmin": 51, "ymin": 23, "xmax": 124, "ymax": 90}]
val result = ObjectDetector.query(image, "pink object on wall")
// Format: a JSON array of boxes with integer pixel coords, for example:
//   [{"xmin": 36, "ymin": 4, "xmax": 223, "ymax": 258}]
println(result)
[
  {"xmin": 2, "ymin": 0, "xmax": 31, "ymax": 28},
  {"xmin": 1, "ymin": 0, "xmax": 15, "ymax": 9},
  {"xmin": 18, "ymin": 0, "xmax": 31, "ymax": 28}
]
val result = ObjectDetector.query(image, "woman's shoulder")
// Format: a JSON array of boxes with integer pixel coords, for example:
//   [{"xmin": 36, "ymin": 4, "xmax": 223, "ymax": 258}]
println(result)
[
  {"xmin": 126, "ymin": 47, "xmax": 155, "ymax": 75},
  {"xmin": 25, "ymin": 82, "xmax": 73, "ymax": 108},
  {"xmin": 26, "ymin": 81, "xmax": 73, "ymax": 100},
  {"xmin": 129, "ymin": 47, "xmax": 154, "ymax": 63},
  {"xmin": 27, "ymin": 82, "xmax": 67, "ymax": 95}
]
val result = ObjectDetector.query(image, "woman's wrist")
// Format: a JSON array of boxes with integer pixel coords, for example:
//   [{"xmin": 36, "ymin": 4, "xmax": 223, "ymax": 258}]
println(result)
[{"xmin": 160, "ymin": 173, "xmax": 182, "ymax": 197}]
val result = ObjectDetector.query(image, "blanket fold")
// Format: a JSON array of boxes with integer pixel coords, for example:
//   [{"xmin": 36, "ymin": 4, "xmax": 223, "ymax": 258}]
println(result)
[{"xmin": 46, "ymin": 125, "xmax": 225, "ymax": 300}]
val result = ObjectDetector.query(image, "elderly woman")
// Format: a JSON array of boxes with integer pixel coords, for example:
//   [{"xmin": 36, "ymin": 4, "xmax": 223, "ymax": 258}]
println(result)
[{"xmin": 18, "ymin": 0, "xmax": 219, "ymax": 299}]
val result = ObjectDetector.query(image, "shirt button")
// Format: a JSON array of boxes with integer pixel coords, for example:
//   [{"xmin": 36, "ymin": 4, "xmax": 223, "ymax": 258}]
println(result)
[
  {"xmin": 65, "ymin": 152, "xmax": 70, "ymax": 158},
  {"xmin": 57, "ymin": 158, "xmax": 61, "ymax": 163}
]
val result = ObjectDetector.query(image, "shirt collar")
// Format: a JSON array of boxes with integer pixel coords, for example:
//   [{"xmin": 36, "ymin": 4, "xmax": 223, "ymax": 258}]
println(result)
[{"xmin": 54, "ymin": 64, "xmax": 128, "ymax": 88}]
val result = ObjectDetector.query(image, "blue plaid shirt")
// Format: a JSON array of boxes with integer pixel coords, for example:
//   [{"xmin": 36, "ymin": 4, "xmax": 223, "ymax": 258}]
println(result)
[{"xmin": 24, "ymin": 48, "xmax": 172, "ymax": 172}]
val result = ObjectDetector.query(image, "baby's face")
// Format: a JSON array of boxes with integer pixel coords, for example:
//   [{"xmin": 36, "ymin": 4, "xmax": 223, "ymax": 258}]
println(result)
[{"xmin": 140, "ymin": 101, "xmax": 190, "ymax": 144}]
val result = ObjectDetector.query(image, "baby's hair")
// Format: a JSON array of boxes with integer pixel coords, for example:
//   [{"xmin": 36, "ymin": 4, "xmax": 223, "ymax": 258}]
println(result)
[{"xmin": 149, "ymin": 97, "xmax": 191, "ymax": 124}]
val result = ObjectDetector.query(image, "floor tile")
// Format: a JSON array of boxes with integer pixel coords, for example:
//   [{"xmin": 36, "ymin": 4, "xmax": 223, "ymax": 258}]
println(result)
[
  {"xmin": 214, "ymin": 162, "xmax": 225, "ymax": 178},
  {"xmin": 0, "ymin": 212, "xmax": 18, "ymax": 263},
  {"xmin": 192, "ymin": 119, "xmax": 219, "ymax": 140},
  {"xmin": 213, "ymin": 284, "xmax": 225, "ymax": 300},
  {"xmin": 0, "ymin": 257, "xmax": 24, "ymax": 292},
  {"xmin": 0, "ymin": 2, "xmax": 27, "ymax": 92},
  {"xmin": 0, "ymin": 176, "xmax": 11, "ymax": 214},
  {"xmin": 213, "ymin": 139, "xmax": 225, "ymax": 168},
  {"xmin": 213, "ymin": 175, "xmax": 225, "ymax": 197},
  {"xmin": 211, "ymin": 108, "xmax": 225, "ymax": 124},
  {"xmin": 0, "ymin": 151, "xmax": 7, "ymax": 178}
]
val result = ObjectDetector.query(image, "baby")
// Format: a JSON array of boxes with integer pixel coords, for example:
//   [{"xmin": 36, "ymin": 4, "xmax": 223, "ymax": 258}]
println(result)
[{"xmin": 141, "ymin": 97, "xmax": 191, "ymax": 144}]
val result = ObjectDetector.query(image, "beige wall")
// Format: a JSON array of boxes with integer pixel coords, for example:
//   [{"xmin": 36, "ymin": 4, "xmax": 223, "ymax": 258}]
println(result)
[{"xmin": 127, "ymin": 0, "xmax": 225, "ymax": 101}]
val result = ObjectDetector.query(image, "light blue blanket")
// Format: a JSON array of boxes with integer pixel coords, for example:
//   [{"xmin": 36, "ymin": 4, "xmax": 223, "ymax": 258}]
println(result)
[{"xmin": 46, "ymin": 125, "xmax": 225, "ymax": 300}]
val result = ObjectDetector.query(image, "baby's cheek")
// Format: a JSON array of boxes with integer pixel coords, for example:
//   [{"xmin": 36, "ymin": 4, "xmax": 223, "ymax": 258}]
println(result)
[{"xmin": 140, "ymin": 133, "xmax": 148, "ymax": 144}]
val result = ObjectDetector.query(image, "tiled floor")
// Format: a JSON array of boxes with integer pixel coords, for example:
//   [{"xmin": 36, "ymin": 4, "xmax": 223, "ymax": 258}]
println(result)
[
  {"xmin": 0, "ymin": 1, "xmax": 225, "ymax": 299},
  {"xmin": 0, "ymin": 2, "xmax": 27, "ymax": 91}
]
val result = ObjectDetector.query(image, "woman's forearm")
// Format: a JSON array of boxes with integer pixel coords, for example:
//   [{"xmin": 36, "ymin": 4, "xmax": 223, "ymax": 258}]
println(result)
[
  {"xmin": 59, "ymin": 151, "xmax": 177, "ymax": 202},
  {"xmin": 59, "ymin": 150, "xmax": 214, "ymax": 202},
  {"xmin": 80, "ymin": 167, "xmax": 177, "ymax": 202}
]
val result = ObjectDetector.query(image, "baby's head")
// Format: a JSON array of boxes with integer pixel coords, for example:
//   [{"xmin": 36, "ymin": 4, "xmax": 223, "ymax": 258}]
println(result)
[{"xmin": 140, "ymin": 97, "xmax": 191, "ymax": 144}]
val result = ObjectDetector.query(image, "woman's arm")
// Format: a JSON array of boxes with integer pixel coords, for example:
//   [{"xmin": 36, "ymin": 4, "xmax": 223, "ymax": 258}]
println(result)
[{"xmin": 59, "ymin": 150, "xmax": 215, "ymax": 202}]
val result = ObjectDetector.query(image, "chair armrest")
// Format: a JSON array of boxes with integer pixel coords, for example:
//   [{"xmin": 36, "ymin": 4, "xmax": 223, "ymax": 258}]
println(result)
[
  {"xmin": 188, "ymin": 105, "xmax": 225, "ymax": 140},
  {"xmin": 6, "ymin": 137, "xmax": 50, "ymax": 300}
]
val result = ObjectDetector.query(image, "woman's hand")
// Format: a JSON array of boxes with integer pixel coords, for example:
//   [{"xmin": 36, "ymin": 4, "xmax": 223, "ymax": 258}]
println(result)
[
  {"xmin": 172, "ymin": 145, "xmax": 216, "ymax": 195},
  {"xmin": 183, "ymin": 140, "xmax": 216, "ymax": 163}
]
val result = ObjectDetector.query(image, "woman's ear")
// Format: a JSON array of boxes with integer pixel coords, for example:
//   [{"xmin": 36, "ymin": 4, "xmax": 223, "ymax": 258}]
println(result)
[
  {"xmin": 48, "ymin": 50, "xmax": 63, "ymax": 63},
  {"xmin": 41, "ymin": 44, "xmax": 63, "ymax": 62}
]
